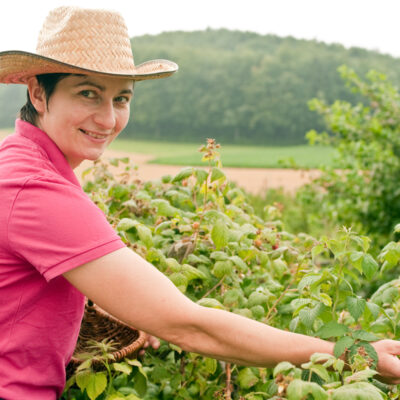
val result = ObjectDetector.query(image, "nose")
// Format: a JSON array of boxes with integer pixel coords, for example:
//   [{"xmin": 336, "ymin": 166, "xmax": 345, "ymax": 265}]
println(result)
[{"xmin": 93, "ymin": 100, "xmax": 116, "ymax": 131}]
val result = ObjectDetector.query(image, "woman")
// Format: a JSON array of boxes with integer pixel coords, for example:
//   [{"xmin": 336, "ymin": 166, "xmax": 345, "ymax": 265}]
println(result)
[{"xmin": 1, "ymin": 6, "xmax": 400, "ymax": 400}]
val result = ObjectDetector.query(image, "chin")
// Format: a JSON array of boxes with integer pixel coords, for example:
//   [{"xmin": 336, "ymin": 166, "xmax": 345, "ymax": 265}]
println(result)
[{"xmin": 85, "ymin": 151, "xmax": 105, "ymax": 161}]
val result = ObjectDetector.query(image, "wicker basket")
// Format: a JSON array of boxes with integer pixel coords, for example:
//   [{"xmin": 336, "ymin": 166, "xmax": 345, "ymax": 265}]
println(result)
[{"xmin": 66, "ymin": 300, "xmax": 146, "ymax": 378}]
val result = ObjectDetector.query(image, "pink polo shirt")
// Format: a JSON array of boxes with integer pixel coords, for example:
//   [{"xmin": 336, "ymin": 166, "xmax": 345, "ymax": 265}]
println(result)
[{"xmin": 0, "ymin": 119, "xmax": 125, "ymax": 399}]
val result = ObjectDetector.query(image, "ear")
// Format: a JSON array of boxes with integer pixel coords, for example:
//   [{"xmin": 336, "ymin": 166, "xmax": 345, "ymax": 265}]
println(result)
[{"xmin": 27, "ymin": 76, "xmax": 46, "ymax": 114}]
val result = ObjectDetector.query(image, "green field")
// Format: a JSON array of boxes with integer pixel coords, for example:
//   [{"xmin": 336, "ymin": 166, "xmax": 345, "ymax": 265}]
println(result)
[
  {"xmin": 0, "ymin": 130, "xmax": 335, "ymax": 168},
  {"xmin": 110, "ymin": 139, "xmax": 336, "ymax": 169}
]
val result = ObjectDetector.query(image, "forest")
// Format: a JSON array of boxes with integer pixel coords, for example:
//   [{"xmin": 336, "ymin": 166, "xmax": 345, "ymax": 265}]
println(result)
[{"xmin": 1, "ymin": 29, "xmax": 400, "ymax": 145}]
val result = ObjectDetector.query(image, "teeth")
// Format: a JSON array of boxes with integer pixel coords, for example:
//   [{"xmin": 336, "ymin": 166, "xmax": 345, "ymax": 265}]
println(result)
[{"xmin": 80, "ymin": 129, "xmax": 107, "ymax": 139}]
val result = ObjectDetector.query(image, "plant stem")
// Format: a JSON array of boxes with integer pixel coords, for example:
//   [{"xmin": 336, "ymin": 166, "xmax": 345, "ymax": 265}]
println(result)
[
  {"xmin": 200, "ymin": 276, "xmax": 225, "ymax": 299},
  {"xmin": 332, "ymin": 263, "xmax": 344, "ymax": 318},
  {"xmin": 225, "ymin": 363, "xmax": 232, "ymax": 400}
]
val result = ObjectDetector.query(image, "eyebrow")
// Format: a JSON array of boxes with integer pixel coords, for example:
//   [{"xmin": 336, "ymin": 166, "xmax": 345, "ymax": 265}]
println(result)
[{"xmin": 72, "ymin": 77, "xmax": 134, "ymax": 95}]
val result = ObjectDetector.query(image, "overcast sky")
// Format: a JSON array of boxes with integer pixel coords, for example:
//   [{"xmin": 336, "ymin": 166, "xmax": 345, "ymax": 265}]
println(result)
[{"xmin": 0, "ymin": 0, "xmax": 399, "ymax": 57}]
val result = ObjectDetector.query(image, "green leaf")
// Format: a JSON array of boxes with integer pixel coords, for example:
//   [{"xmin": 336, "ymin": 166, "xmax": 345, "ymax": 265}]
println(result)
[
  {"xmin": 273, "ymin": 361, "xmax": 296, "ymax": 377},
  {"xmin": 286, "ymin": 379, "xmax": 328, "ymax": 400},
  {"xmin": 194, "ymin": 168, "xmax": 208, "ymax": 184},
  {"xmin": 237, "ymin": 367, "xmax": 259, "ymax": 389},
  {"xmin": 204, "ymin": 357, "xmax": 217, "ymax": 374},
  {"xmin": 345, "ymin": 369, "xmax": 378, "ymax": 384},
  {"xmin": 334, "ymin": 336, "xmax": 355, "ymax": 358},
  {"xmin": 333, "ymin": 358, "xmax": 345, "ymax": 374},
  {"xmin": 181, "ymin": 263, "xmax": 207, "ymax": 281},
  {"xmin": 272, "ymin": 258, "xmax": 288, "ymax": 278},
  {"xmin": 366, "ymin": 302, "xmax": 380, "ymax": 319},
  {"xmin": 210, "ymin": 167, "xmax": 226, "ymax": 182},
  {"xmin": 315, "ymin": 321, "xmax": 349, "ymax": 339},
  {"xmin": 211, "ymin": 218, "xmax": 229, "ymax": 250},
  {"xmin": 133, "ymin": 371, "xmax": 147, "ymax": 397},
  {"xmin": 165, "ymin": 257, "xmax": 182, "ymax": 272},
  {"xmin": 331, "ymin": 382, "xmax": 384, "ymax": 400},
  {"xmin": 348, "ymin": 342, "xmax": 379, "ymax": 368},
  {"xmin": 312, "ymin": 244, "xmax": 325, "ymax": 259},
  {"xmin": 197, "ymin": 298, "xmax": 225, "ymax": 309},
  {"xmin": 247, "ymin": 291, "xmax": 269, "ymax": 308},
  {"xmin": 308, "ymin": 364, "xmax": 330, "ymax": 382},
  {"xmin": 86, "ymin": 372, "xmax": 107, "ymax": 400},
  {"xmin": 251, "ymin": 304, "xmax": 265, "ymax": 319},
  {"xmin": 349, "ymin": 251, "xmax": 364, "ymax": 272},
  {"xmin": 169, "ymin": 272, "xmax": 188, "ymax": 293},
  {"xmin": 150, "ymin": 199, "xmax": 181, "ymax": 217},
  {"xmin": 125, "ymin": 395, "xmax": 142, "ymax": 400},
  {"xmin": 310, "ymin": 353, "xmax": 336, "ymax": 364},
  {"xmin": 223, "ymin": 289, "xmax": 242, "ymax": 307},
  {"xmin": 298, "ymin": 274, "xmax": 322, "ymax": 292},
  {"xmin": 76, "ymin": 370, "xmax": 91, "ymax": 392},
  {"xmin": 126, "ymin": 359, "xmax": 143, "ymax": 367},
  {"xmin": 106, "ymin": 394, "xmax": 129, "ymax": 400},
  {"xmin": 299, "ymin": 303, "xmax": 324, "ymax": 329},
  {"xmin": 361, "ymin": 254, "xmax": 379, "ymax": 280},
  {"xmin": 346, "ymin": 296, "xmax": 366, "ymax": 321},
  {"xmin": 210, "ymin": 251, "xmax": 229, "ymax": 261},
  {"xmin": 112, "ymin": 362, "xmax": 132, "ymax": 375},
  {"xmin": 117, "ymin": 218, "xmax": 138, "ymax": 232},
  {"xmin": 171, "ymin": 167, "xmax": 193, "ymax": 183},
  {"xmin": 212, "ymin": 260, "xmax": 233, "ymax": 278},
  {"xmin": 229, "ymin": 255, "xmax": 248, "ymax": 272},
  {"xmin": 136, "ymin": 224, "xmax": 153, "ymax": 248},
  {"xmin": 318, "ymin": 293, "xmax": 332, "ymax": 307},
  {"xmin": 352, "ymin": 330, "xmax": 380, "ymax": 342}
]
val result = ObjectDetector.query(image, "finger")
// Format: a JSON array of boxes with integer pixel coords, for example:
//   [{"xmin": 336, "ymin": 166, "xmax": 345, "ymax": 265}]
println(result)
[{"xmin": 149, "ymin": 336, "xmax": 160, "ymax": 350}]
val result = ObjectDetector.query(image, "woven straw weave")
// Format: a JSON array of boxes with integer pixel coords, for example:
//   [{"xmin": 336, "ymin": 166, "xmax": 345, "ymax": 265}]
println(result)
[
  {"xmin": 66, "ymin": 301, "xmax": 146, "ymax": 378},
  {"xmin": 0, "ymin": 6, "xmax": 178, "ymax": 84}
]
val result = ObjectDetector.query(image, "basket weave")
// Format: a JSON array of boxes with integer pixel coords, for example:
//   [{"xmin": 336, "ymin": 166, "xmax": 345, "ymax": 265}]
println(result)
[{"xmin": 67, "ymin": 301, "xmax": 146, "ymax": 378}]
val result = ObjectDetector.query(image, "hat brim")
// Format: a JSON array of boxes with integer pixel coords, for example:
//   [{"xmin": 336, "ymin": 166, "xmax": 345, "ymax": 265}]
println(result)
[{"xmin": 0, "ymin": 51, "xmax": 178, "ymax": 84}]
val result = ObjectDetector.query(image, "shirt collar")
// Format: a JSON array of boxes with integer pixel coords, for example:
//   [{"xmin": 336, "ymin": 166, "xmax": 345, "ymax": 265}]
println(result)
[{"xmin": 14, "ymin": 119, "xmax": 81, "ymax": 187}]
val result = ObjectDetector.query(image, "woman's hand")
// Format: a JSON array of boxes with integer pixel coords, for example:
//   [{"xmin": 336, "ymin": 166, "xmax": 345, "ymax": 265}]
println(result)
[
  {"xmin": 372, "ymin": 340, "xmax": 400, "ymax": 384},
  {"xmin": 139, "ymin": 334, "xmax": 160, "ymax": 357}
]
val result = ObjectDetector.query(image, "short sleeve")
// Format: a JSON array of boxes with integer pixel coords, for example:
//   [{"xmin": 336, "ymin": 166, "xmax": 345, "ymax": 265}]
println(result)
[{"xmin": 7, "ymin": 177, "xmax": 125, "ymax": 281}]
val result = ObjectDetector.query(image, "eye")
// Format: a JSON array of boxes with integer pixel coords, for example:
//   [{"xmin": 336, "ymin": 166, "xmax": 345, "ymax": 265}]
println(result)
[
  {"xmin": 79, "ymin": 90, "xmax": 96, "ymax": 99},
  {"xmin": 114, "ymin": 96, "xmax": 131, "ymax": 105}
]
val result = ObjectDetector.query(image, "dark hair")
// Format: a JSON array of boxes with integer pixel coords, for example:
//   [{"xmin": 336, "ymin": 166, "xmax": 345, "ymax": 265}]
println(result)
[{"xmin": 19, "ymin": 73, "xmax": 70, "ymax": 125}]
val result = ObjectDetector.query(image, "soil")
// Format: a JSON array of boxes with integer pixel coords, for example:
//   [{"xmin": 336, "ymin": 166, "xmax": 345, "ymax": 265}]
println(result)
[
  {"xmin": 75, "ymin": 148, "xmax": 320, "ymax": 195},
  {"xmin": 0, "ymin": 130, "xmax": 319, "ymax": 194}
]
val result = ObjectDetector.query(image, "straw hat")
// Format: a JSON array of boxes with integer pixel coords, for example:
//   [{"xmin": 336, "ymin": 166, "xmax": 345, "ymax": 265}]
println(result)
[{"xmin": 0, "ymin": 6, "xmax": 178, "ymax": 84}]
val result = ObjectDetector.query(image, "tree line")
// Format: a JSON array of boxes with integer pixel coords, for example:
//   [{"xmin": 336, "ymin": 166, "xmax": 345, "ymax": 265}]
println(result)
[{"xmin": 1, "ymin": 29, "xmax": 400, "ymax": 145}]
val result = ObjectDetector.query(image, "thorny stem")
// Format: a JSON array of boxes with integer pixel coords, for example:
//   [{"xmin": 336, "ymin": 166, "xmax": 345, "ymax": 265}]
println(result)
[
  {"xmin": 179, "ymin": 356, "xmax": 186, "ymax": 375},
  {"xmin": 264, "ymin": 259, "xmax": 301, "ymax": 323},
  {"xmin": 264, "ymin": 288, "xmax": 298, "ymax": 324},
  {"xmin": 332, "ymin": 263, "xmax": 344, "ymax": 318},
  {"xmin": 200, "ymin": 276, "xmax": 225, "ymax": 300},
  {"xmin": 225, "ymin": 363, "xmax": 232, "ymax": 400}
]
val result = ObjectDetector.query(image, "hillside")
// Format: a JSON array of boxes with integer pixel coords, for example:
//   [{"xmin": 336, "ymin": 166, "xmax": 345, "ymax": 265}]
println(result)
[{"xmin": 1, "ymin": 29, "xmax": 400, "ymax": 145}]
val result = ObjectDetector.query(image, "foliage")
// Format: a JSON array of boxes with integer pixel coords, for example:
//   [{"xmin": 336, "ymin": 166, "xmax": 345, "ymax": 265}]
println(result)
[
  {"xmin": 129, "ymin": 31, "xmax": 400, "ymax": 145},
  {"xmin": 63, "ymin": 140, "xmax": 400, "ymax": 399},
  {"xmin": 3, "ymin": 31, "xmax": 400, "ymax": 145},
  {"xmin": 62, "ymin": 339, "xmax": 147, "ymax": 400},
  {"xmin": 248, "ymin": 188, "xmax": 338, "ymax": 239},
  {"xmin": 299, "ymin": 66, "xmax": 400, "ymax": 245}
]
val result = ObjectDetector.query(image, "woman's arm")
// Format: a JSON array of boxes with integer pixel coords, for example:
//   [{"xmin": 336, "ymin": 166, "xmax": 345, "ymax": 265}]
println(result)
[{"xmin": 63, "ymin": 247, "xmax": 400, "ymax": 382}]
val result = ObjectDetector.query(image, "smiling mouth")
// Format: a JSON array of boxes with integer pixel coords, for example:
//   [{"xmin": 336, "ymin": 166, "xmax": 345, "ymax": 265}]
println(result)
[{"xmin": 79, "ymin": 129, "xmax": 108, "ymax": 139}]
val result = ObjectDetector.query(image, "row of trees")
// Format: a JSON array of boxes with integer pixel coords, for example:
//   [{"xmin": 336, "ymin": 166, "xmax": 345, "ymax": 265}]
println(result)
[{"xmin": 2, "ymin": 29, "xmax": 400, "ymax": 145}]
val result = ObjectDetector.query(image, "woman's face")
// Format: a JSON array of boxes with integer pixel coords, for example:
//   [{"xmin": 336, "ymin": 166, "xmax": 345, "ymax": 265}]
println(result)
[{"xmin": 28, "ymin": 74, "xmax": 134, "ymax": 168}]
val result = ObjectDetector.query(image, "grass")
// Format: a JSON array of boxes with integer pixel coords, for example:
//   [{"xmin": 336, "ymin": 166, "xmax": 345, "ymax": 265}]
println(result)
[
  {"xmin": 0, "ymin": 127, "xmax": 13, "ymax": 140},
  {"xmin": 0, "ymin": 129, "xmax": 335, "ymax": 168},
  {"xmin": 110, "ymin": 139, "xmax": 336, "ymax": 169}
]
